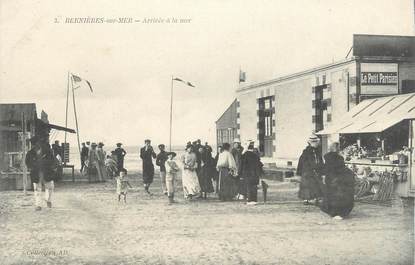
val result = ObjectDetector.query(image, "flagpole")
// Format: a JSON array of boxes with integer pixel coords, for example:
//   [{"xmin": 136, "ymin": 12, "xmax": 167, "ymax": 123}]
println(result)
[
  {"xmin": 169, "ymin": 75, "xmax": 174, "ymax": 152},
  {"xmin": 64, "ymin": 72, "xmax": 70, "ymax": 148},
  {"xmin": 70, "ymin": 74, "xmax": 82, "ymax": 163}
]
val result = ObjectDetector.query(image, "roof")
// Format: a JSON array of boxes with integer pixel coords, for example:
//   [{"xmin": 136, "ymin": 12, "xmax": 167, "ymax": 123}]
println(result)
[
  {"xmin": 317, "ymin": 93, "xmax": 415, "ymax": 135},
  {"xmin": 0, "ymin": 103, "xmax": 37, "ymax": 122},
  {"xmin": 216, "ymin": 99, "xmax": 237, "ymax": 129},
  {"xmin": 237, "ymin": 58, "xmax": 355, "ymax": 93}
]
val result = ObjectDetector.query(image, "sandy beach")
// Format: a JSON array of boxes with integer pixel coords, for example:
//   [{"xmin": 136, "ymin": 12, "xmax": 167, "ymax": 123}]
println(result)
[{"xmin": 0, "ymin": 170, "xmax": 413, "ymax": 265}]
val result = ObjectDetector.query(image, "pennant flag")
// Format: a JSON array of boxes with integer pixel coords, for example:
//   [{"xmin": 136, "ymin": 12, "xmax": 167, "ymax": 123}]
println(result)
[
  {"xmin": 72, "ymin": 74, "xmax": 93, "ymax": 92},
  {"xmin": 173, "ymin": 77, "xmax": 195, "ymax": 87},
  {"xmin": 239, "ymin": 70, "xmax": 246, "ymax": 83}
]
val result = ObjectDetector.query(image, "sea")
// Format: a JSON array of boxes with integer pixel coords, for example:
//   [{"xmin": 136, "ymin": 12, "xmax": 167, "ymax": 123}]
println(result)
[{"xmin": 68, "ymin": 145, "xmax": 215, "ymax": 171}]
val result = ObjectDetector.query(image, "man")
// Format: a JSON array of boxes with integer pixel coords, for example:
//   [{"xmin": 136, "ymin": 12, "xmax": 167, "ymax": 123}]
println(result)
[
  {"xmin": 231, "ymin": 138, "xmax": 244, "ymax": 199},
  {"xmin": 52, "ymin": 140, "xmax": 62, "ymax": 158},
  {"xmin": 25, "ymin": 137, "xmax": 57, "ymax": 210},
  {"xmin": 51, "ymin": 140, "xmax": 63, "ymax": 181},
  {"xmin": 239, "ymin": 141, "xmax": 262, "ymax": 205},
  {"xmin": 81, "ymin": 142, "xmax": 89, "ymax": 173},
  {"xmin": 204, "ymin": 142, "xmax": 213, "ymax": 153},
  {"xmin": 140, "ymin": 139, "xmax": 157, "ymax": 195},
  {"xmin": 113, "ymin": 143, "xmax": 127, "ymax": 173},
  {"xmin": 156, "ymin": 144, "xmax": 168, "ymax": 195}
]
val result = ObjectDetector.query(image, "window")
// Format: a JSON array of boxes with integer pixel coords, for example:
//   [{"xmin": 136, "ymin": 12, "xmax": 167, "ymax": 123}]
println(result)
[
  {"xmin": 322, "ymin": 75, "xmax": 326, "ymax": 85},
  {"xmin": 264, "ymin": 113, "xmax": 272, "ymax": 136},
  {"xmin": 316, "ymin": 76, "xmax": 320, "ymax": 86}
]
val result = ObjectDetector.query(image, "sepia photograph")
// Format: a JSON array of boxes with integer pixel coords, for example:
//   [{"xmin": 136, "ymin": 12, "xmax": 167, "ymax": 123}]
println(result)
[{"xmin": 0, "ymin": 0, "xmax": 414, "ymax": 264}]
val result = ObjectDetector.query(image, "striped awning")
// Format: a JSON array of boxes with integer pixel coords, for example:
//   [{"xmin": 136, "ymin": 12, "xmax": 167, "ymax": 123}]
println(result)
[{"xmin": 317, "ymin": 93, "xmax": 415, "ymax": 135}]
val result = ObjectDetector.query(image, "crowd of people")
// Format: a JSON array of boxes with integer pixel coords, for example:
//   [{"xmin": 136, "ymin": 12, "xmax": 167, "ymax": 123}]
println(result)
[
  {"xmin": 137, "ymin": 138, "xmax": 264, "ymax": 205},
  {"xmin": 25, "ymin": 133, "xmax": 356, "ymax": 220}
]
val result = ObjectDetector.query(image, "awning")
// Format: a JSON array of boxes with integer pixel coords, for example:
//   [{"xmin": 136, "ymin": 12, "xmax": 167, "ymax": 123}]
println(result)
[
  {"xmin": 37, "ymin": 119, "xmax": 76, "ymax": 133},
  {"xmin": 317, "ymin": 93, "xmax": 415, "ymax": 135}
]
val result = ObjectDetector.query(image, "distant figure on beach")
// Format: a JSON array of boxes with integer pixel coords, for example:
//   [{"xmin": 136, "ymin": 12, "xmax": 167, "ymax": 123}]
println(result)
[
  {"xmin": 181, "ymin": 144, "xmax": 201, "ymax": 200},
  {"xmin": 97, "ymin": 142, "xmax": 107, "ymax": 181},
  {"xmin": 81, "ymin": 142, "xmax": 89, "ymax": 173},
  {"xmin": 88, "ymin": 143, "xmax": 103, "ymax": 182},
  {"xmin": 25, "ymin": 137, "xmax": 57, "ymax": 211},
  {"xmin": 297, "ymin": 133, "xmax": 324, "ymax": 205},
  {"xmin": 113, "ymin": 143, "xmax": 127, "ymax": 172},
  {"xmin": 320, "ymin": 142, "xmax": 355, "ymax": 220},
  {"xmin": 216, "ymin": 143, "xmax": 238, "ymax": 201},
  {"xmin": 165, "ymin": 152, "xmax": 180, "ymax": 204},
  {"xmin": 140, "ymin": 139, "xmax": 157, "ymax": 195},
  {"xmin": 116, "ymin": 168, "xmax": 132, "ymax": 203},
  {"xmin": 156, "ymin": 144, "xmax": 168, "ymax": 195}
]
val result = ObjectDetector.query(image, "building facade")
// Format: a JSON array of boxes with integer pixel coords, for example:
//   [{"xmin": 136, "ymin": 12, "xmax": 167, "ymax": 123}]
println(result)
[
  {"xmin": 227, "ymin": 34, "xmax": 415, "ymax": 165},
  {"xmin": 216, "ymin": 99, "xmax": 238, "ymax": 148}
]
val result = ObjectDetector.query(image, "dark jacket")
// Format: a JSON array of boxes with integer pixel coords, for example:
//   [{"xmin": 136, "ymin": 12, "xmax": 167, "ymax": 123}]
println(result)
[
  {"xmin": 321, "ymin": 152, "xmax": 355, "ymax": 217},
  {"xmin": 140, "ymin": 146, "xmax": 157, "ymax": 183},
  {"xmin": 81, "ymin": 146, "xmax": 89, "ymax": 160},
  {"xmin": 25, "ymin": 144, "xmax": 57, "ymax": 183},
  {"xmin": 239, "ymin": 150, "xmax": 262, "ymax": 185},
  {"xmin": 297, "ymin": 145, "xmax": 324, "ymax": 200},
  {"xmin": 156, "ymin": 151, "xmax": 168, "ymax": 172}
]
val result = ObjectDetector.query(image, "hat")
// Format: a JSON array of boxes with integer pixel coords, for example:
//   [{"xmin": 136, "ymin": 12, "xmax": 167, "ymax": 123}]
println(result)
[
  {"xmin": 166, "ymin": 152, "xmax": 177, "ymax": 158},
  {"xmin": 233, "ymin": 138, "xmax": 241, "ymax": 143},
  {"xmin": 98, "ymin": 142, "xmax": 104, "ymax": 147},
  {"xmin": 116, "ymin": 143, "xmax": 122, "ymax": 147},
  {"xmin": 91, "ymin": 142, "xmax": 98, "ymax": 147},
  {"xmin": 145, "ymin": 139, "xmax": 151, "ymax": 143},
  {"xmin": 308, "ymin": 133, "xmax": 320, "ymax": 144},
  {"xmin": 158, "ymin": 144, "xmax": 165, "ymax": 148}
]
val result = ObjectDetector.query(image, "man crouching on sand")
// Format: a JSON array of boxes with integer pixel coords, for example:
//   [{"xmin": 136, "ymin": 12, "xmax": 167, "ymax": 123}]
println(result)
[{"xmin": 25, "ymin": 137, "xmax": 57, "ymax": 211}]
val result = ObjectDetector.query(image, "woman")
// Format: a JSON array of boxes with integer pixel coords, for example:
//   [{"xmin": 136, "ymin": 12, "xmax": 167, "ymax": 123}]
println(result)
[
  {"xmin": 140, "ymin": 139, "xmax": 157, "ymax": 195},
  {"xmin": 216, "ymin": 143, "xmax": 238, "ymax": 201},
  {"xmin": 97, "ymin": 142, "xmax": 106, "ymax": 181},
  {"xmin": 88, "ymin": 143, "xmax": 102, "ymax": 182},
  {"xmin": 165, "ymin": 152, "xmax": 180, "ymax": 204},
  {"xmin": 321, "ymin": 142, "xmax": 355, "ymax": 219},
  {"xmin": 297, "ymin": 134, "xmax": 324, "ymax": 205},
  {"xmin": 198, "ymin": 147, "xmax": 215, "ymax": 199},
  {"xmin": 181, "ymin": 145, "xmax": 201, "ymax": 199}
]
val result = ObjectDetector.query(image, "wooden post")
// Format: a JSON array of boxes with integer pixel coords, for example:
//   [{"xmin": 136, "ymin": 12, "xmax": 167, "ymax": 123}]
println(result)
[
  {"xmin": 169, "ymin": 76, "xmax": 173, "ymax": 152},
  {"xmin": 64, "ymin": 71, "xmax": 70, "ymax": 165},
  {"xmin": 21, "ymin": 113, "xmax": 28, "ymax": 195},
  {"xmin": 70, "ymin": 74, "xmax": 82, "ymax": 163}
]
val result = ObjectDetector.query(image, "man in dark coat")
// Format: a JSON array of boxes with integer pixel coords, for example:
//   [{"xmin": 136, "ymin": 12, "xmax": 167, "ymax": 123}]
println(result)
[
  {"xmin": 321, "ymin": 142, "xmax": 355, "ymax": 219},
  {"xmin": 25, "ymin": 138, "xmax": 57, "ymax": 210},
  {"xmin": 113, "ymin": 143, "xmax": 127, "ymax": 173},
  {"xmin": 239, "ymin": 141, "xmax": 262, "ymax": 205},
  {"xmin": 156, "ymin": 144, "xmax": 168, "ymax": 195},
  {"xmin": 80, "ymin": 142, "xmax": 89, "ymax": 173},
  {"xmin": 140, "ymin": 139, "xmax": 157, "ymax": 195},
  {"xmin": 296, "ymin": 133, "xmax": 324, "ymax": 205}
]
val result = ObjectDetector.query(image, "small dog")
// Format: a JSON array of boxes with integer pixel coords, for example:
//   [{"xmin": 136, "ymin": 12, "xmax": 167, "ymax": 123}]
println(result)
[{"xmin": 116, "ymin": 169, "xmax": 132, "ymax": 203}]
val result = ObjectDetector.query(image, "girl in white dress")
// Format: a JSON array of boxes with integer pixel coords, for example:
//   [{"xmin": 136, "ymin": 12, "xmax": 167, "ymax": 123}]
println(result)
[{"xmin": 181, "ymin": 145, "xmax": 201, "ymax": 199}]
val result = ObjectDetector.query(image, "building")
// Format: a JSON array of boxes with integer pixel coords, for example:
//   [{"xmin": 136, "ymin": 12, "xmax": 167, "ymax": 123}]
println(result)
[
  {"xmin": 0, "ymin": 103, "xmax": 75, "ymax": 190},
  {"xmin": 216, "ymin": 99, "xmax": 238, "ymax": 147},
  {"xmin": 217, "ymin": 34, "xmax": 415, "ymax": 165}
]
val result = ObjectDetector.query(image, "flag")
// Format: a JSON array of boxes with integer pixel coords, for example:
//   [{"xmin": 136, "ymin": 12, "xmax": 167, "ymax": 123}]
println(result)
[
  {"xmin": 239, "ymin": 70, "xmax": 246, "ymax": 83},
  {"xmin": 72, "ymin": 74, "xmax": 93, "ymax": 92},
  {"xmin": 173, "ymin": 77, "xmax": 195, "ymax": 87}
]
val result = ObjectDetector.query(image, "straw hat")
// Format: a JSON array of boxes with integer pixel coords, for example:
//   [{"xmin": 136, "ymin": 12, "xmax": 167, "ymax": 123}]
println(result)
[{"xmin": 308, "ymin": 133, "xmax": 320, "ymax": 144}]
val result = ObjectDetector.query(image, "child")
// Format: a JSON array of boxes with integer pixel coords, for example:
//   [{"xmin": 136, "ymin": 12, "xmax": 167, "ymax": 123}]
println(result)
[
  {"xmin": 165, "ymin": 152, "xmax": 180, "ymax": 204},
  {"xmin": 116, "ymin": 168, "xmax": 132, "ymax": 203}
]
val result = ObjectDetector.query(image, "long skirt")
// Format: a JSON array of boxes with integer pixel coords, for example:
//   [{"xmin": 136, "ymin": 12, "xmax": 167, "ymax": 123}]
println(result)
[
  {"xmin": 321, "ymin": 184, "xmax": 354, "ymax": 217},
  {"xmin": 218, "ymin": 168, "xmax": 238, "ymax": 201},
  {"xmin": 142, "ymin": 162, "xmax": 155, "ymax": 184},
  {"xmin": 298, "ymin": 174, "xmax": 323, "ymax": 200},
  {"xmin": 198, "ymin": 165, "xmax": 214, "ymax": 193},
  {"xmin": 182, "ymin": 169, "xmax": 201, "ymax": 198}
]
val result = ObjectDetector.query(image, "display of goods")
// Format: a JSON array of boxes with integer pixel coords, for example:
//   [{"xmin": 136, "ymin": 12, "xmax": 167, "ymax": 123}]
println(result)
[{"xmin": 373, "ymin": 171, "xmax": 394, "ymax": 201}]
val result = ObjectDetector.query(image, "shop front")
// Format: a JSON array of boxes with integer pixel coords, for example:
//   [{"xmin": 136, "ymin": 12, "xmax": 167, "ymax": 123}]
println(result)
[{"xmin": 318, "ymin": 93, "xmax": 415, "ymax": 198}]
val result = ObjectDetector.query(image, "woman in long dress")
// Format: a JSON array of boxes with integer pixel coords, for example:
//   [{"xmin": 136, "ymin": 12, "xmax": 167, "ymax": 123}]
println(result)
[
  {"xmin": 88, "ymin": 143, "xmax": 102, "ymax": 182},
  {"xmin": 321, "ymin": 142, "xmax": 355, "ymax": 220},
  {"xmin": 297, "ymin": 134, "xmax": 324, "ymax": 205},
  {"xmin": 198, "ymin": 147, "xmax": 215, "ymax": 199},
  {"xmin": 216, "ymin": 143, "xmax": 238, "ymax": 201},
  {"xmin": 181, "ymin": 145, "xmax": 201, "ymax": 199}
]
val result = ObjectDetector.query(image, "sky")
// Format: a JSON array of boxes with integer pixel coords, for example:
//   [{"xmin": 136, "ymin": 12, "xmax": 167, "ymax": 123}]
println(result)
[{"xmin": 0, "ymin": 0, "xmax": 414, "ymax": 148}]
